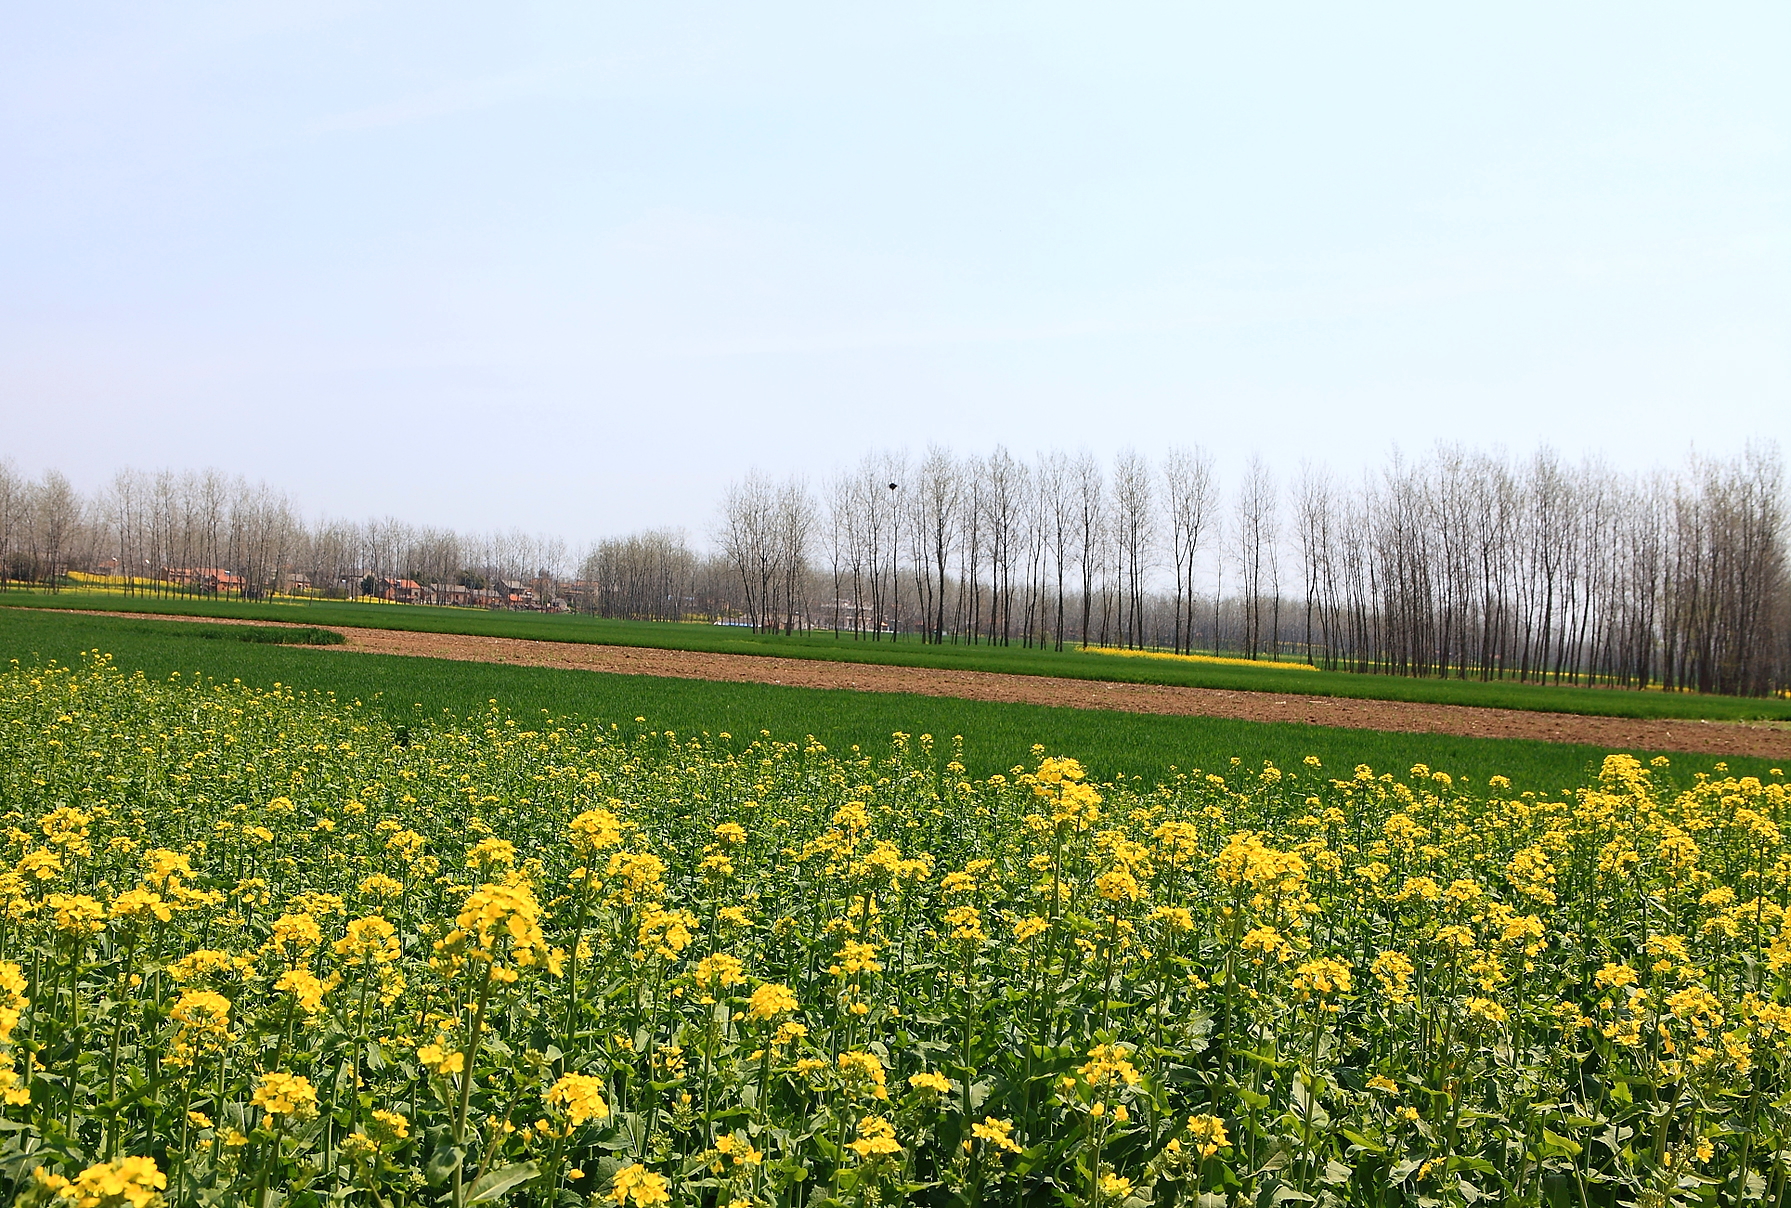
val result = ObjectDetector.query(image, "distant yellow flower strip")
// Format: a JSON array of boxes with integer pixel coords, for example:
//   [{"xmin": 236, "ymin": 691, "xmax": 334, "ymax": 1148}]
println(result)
[
  {"xmin": 1084, "ymin": 645, "xmax": 1314, "ymax": 670},
  {"xmin": 0, "ymin": 653, "xmax": 1787, "ymax": 1206}
]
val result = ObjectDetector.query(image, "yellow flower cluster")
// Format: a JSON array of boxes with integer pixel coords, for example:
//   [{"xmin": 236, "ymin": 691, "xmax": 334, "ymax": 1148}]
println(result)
[
  {"xmin": 609, "ymin": 1162, "xmax": 669, "ymax": 1206},
  {"xmin": 545, "ymin": 1072, "xmax": 610, "ymax": 1126},
  {"xmin": 847, "ymin": 1115, "xmax": 901, "ymax": 1158},
  {"xmin": 2, "ymin": 655, "xmax": 1789, "ymax": 1206},
  {"xmin": 31, "ymin": 1156, "xmax": 166, "ymax": 1208},
  {"xmin": 438, "ymin": 881, "xmax": 547, "ymax": 974},
  {"xmin": 250, "ymin": 1072, "xmax": 318, "ymax": 1119},
  {"xmin": 747, "ymin": 981, "xmax": 798, "ymax": 1020},
  {"xmin": 1186, "ymin": 1114, "xmax": 1229, "ymax": 1159}
]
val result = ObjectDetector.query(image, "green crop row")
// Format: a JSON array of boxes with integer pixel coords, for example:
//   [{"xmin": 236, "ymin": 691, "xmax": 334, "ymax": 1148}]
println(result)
[
  {"xmin": 5, "ymin": 590, "xmax": 1788, "ymax": 723},
  {"xmin": 0, "ymin": 608, "xmax": 1778, "ymax": 796},
  {"xmin": 1, "ymin": 647, "xmax": 1788, "ymax": 1205}
]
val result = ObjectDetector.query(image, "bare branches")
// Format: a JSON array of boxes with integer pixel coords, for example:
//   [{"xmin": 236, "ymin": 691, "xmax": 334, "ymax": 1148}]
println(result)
[
  {"xmin": 583, "ymin": 530, "xmax": 696, "ymax": 622},
  {"xmin": 719, "ymin": 471, "xmax": 814, "ymax": 633},
  {"xmin": 1292, "ymin": 443, "xmax": 1789, "ymax": 694},
  {"xmin": 1231, "ymin": 455, "xmax": 1277, "ymax": 660},
  {"xmin": 5, "ymin": 441, "xmax": 1786, "ymax": 695},
  {"xmin": 1164, "ymin": 447, "xmax": 1217, "ymax": 656}
]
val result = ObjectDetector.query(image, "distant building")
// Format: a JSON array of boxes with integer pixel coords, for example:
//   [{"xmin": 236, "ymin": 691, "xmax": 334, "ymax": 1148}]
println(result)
[
  {"xmin": 558, "ymin": 579, "xmax": 597, "ymax": 611},
  {"xmin": 164, "ymin": 567, "xmax": 245, "ymax": 594},
  {"xmin": 497, "ymin": 580, "xmax": 537, "ymax": 609}
]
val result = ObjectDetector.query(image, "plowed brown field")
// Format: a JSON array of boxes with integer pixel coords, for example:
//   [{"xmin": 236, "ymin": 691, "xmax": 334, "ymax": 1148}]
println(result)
[{"xmin": 51, "ymin": 609, "xmax": 1788, "ymax": 759}]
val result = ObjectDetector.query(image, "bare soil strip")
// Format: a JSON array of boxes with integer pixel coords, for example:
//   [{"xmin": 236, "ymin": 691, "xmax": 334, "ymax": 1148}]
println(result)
[{"xmin": 33, "ymin": 609, "xmax": 1791, "ymax": 758}]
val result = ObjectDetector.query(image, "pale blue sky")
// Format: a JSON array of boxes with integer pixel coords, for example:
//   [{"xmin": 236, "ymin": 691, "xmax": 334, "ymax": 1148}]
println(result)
[{"xmin": 3, "ymin": 3, "xmax": 1786, "ymax": 540}]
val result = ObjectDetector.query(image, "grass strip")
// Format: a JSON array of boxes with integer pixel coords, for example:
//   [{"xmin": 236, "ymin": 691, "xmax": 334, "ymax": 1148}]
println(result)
[
  {"xmin": 2, "ymin": 606, "xmax": 1777, "ymax": 795},
  {"xmin": 5, "ymin": 588, "xmax": 1787, "ymax": 722}
]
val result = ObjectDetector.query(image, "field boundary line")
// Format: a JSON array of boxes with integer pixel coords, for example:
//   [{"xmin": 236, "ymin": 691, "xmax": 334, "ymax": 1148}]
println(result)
[
  {"xmin": 327, "ymin": 624, "xmax": 1791, "ymax": 758},
  {"xmin": 24, "ymin": 609, "xmax": 1791, "ymax": 757}
]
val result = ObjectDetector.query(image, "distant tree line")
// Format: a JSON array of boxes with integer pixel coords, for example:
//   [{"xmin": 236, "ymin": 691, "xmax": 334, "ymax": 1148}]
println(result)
[
  {"xmin": 0, "ymin": 465, "xmax": 582, "ymax": 607},
  {"xmin": 1295, "ymin": 447, "xmax": 1788, "ymax": 696},
  {"xmin": 2, "ymin": 443, "xmax": 1786, "ymax": 695},
  {"xmin": 716, "ymin": 443, "xmax": 1789, "ymax": 696}
]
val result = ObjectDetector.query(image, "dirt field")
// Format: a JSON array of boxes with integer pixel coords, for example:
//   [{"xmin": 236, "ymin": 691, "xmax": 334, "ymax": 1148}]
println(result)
[{"xmin": 41, "ymin": 609, "xmax": 1791, "ymax": 758}]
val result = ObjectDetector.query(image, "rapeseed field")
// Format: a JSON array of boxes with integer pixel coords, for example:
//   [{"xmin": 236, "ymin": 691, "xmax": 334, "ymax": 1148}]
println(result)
[{"xmin": 1, "ymin": 652, "xmax": 1787, "ymax": 1207}]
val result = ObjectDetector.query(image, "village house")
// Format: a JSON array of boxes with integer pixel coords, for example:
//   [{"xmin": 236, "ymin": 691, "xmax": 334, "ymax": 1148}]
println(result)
[
  {"xmin": 427, "ymin": 583, "xmax": 476, "ymax": 607},
  {"xmin": 557, "ymin": 579, "xmax": 597, "ymax": 611},
  {"xmin": 376, "ymin": 578, "xmax": 426, "ymax": 604},
  {"xmin": 163, "ymin": 567, "xmax": 245, "ymax": 594}
]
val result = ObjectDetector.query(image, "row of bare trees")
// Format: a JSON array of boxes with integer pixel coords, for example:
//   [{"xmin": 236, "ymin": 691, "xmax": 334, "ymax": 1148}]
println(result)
[
  {"xmin": 798, "ymin": 447, "xmax": 1212, "ymax": 652},
  {"xmin": 580, "ymin": 530, "xmax": 704, "ymax": 622},
  {"xmin": 0, "ymin": 464, "xmax": 577, "ymax": 605},
  {"xmin": 714, "ymin": 443, "xmax": 1788, "ymax": 694},
  {"xmin": 717, "ymin": 474, "xmax": 816, "ymax": 633},
  {"xmin": 0, "ymin": 467, "xmax": 81, "ymax": 588},
  {"xmin": 4, "ymin": 444, "xmax": 1786, "ymax": 694},
  {"xmin": 728, "ymin": 446, "xmax": 1280, "ymax": 658},
  {"xmin": 1296, "ymin": 445, "xmax": 1790, "ymax": 693}
]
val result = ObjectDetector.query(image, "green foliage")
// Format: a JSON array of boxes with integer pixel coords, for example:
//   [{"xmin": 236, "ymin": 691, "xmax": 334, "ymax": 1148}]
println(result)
[
  {"xmin": 2, "ymin": 607, "xmax": 1779, "ymax": 793},
  {"xmin": 0, "ymin": 654, "xmax": 1788, "ymax": 1206},
  {"xmin": 6, "ymin": 590, "xmax": 1789, "ymax": 722},
  {"xmin": 179, "ymin": 622, "xmax": 345, "ymax": 646}
]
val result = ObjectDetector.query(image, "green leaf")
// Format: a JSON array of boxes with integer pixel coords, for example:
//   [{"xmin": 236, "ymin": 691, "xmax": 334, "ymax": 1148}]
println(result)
[
  {"xmin": 1540, "ymin": 1129, "xmax": 1582, "ymax": 1157},
  {"xmin": 468, "ymin": 1161, "xmax": 539, "ymax": 1204},
  {"xmin": 425, "ymin": 1144, "xmax": 464, "ymax": 1187}
]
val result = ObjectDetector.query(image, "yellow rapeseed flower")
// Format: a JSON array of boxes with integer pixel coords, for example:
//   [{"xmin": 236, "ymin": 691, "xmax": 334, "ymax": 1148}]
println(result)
[
  {"xmin": 747, "ymin": 982, "xmax": 798, "ymax": 1020},
  {"xmin": 847, "ymin": 1115, "xmax": 901, "ymax": 1159},
  {"xmin": 545, "ymin": 1072, "xmax": 611, "ymax": 1126},
  {"xmin": 1187, "ymin": 1114, "xmax": 1229, "ymax": 1158},
  {"xmin": 971, "ymin": 1116, "xmax": 1022, "ymax": 1153},
  {"xmin": 251, "ymin": 1072, "xmax": 319, "ymax": 1119},
  {"xmin": 609, "ymin": 1162, "xmax": 670, "ymax": 1206},
  {"xmin": 33, "ymin": 1155, "xmax": 166, "ymax": 1207}
]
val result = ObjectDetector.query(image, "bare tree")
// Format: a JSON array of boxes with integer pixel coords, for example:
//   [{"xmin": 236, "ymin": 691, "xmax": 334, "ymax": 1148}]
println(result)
[
  {"xmin": 959, "ymin": 454, "xmax": 987, "ymax": 644},
  {"xmin": 1231, "ymin": 455, "xmax": 1277, "ymax": 659},
  {"xmin": 776, "ymin": 478, "xmax": 816, "ymax": 634},
  {"xmin": 29, "ymin": 470, "xmax": 81, "ymax": 591},
  {"xmin": 1163, "ymin": 446, "xmax": 1217, "ymax": 654},
  {"xmin": 982, "ymin": 448, "xmax": 1023, "ymax": 645},
  {"xmin": 1295, "ymin": 463, "xmax": 1333, "ymax": 666},
  {"xmin": 587, "ymin": 530, "xmax": 697, "ymax": 620},
  {"xmin": 825, "ymin": 473, "xmax": 855, "ymax": 636},
  {"xmin": 914, "ymin": 446, "xmax": 960, "ymax": 644},
  {"xmin": 1039, "ymin": 450, "xmax": 1074, "ymax": 650},
  {"xmin": 1111, "ymin": 450, "xmax": 1154, "ymax": 649},
  {"xmin": 1071, "ymin": 452, "xmax": 1104, "ymax": 648},
  {"xmin": 720, "ymin": 472, "xmax": 778, "ymax": 631}
]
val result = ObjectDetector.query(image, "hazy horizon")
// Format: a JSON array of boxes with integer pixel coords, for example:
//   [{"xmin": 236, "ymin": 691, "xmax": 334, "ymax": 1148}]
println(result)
[{"xmin": 4, "ymin": 4, "xmax": 1786, "ymax": 546}]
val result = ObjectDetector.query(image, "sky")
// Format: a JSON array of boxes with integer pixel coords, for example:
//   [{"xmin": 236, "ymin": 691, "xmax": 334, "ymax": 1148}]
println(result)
[{"xmin": 2, "ymin": 3, "xmax": 1787, "ymax": 545}]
